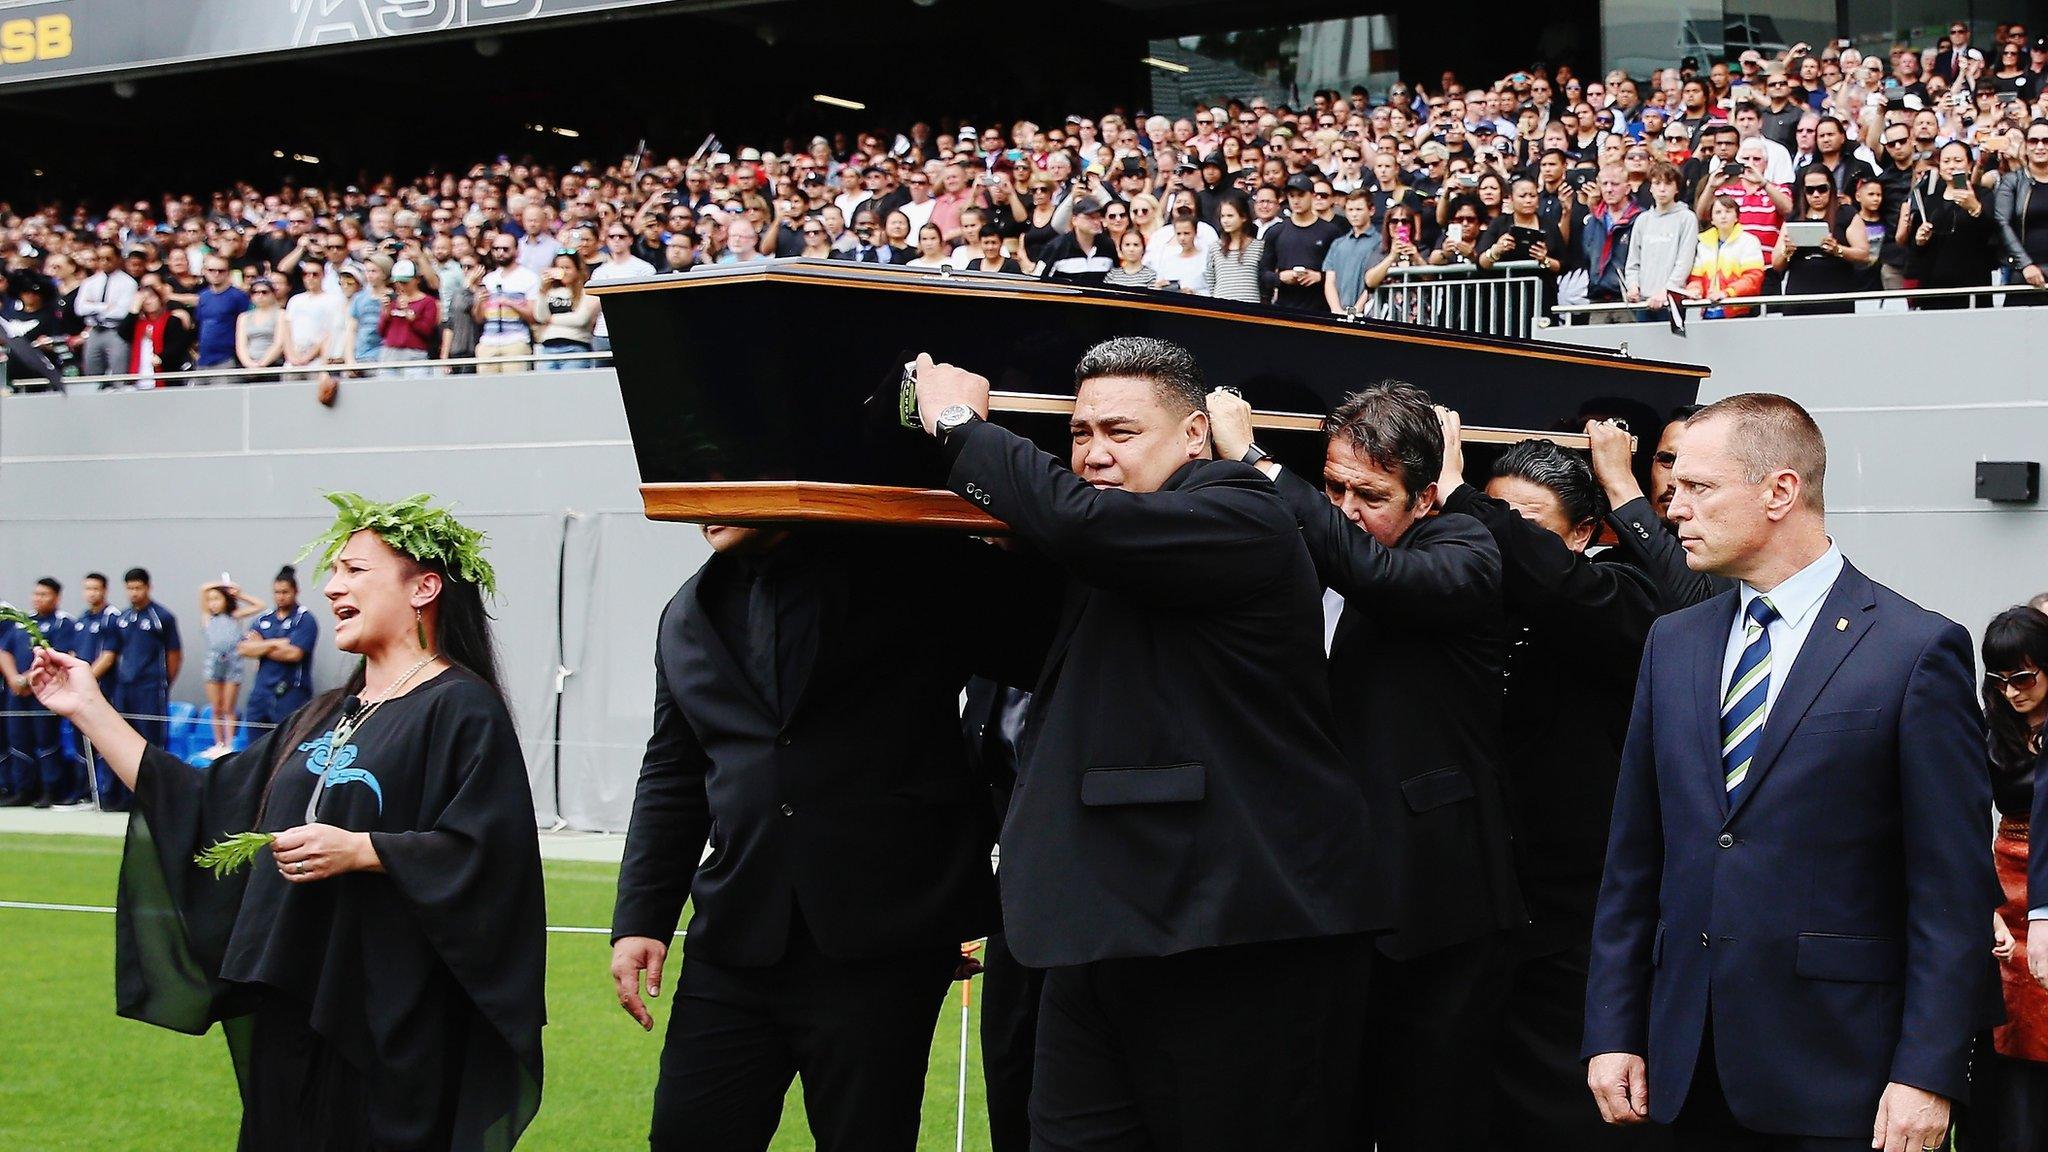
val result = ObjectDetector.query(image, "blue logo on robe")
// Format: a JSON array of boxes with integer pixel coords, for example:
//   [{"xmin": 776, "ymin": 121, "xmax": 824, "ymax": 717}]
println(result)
[{"xmin": 300, "ymin": 732, "xmax": 383, "ymax": 812}]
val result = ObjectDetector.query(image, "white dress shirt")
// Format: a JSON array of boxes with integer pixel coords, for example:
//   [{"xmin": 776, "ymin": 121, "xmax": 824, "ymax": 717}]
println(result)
[
  {"xmin": 75, "ymin": 270, "xmax": 138, "ymax": 329},
  {"xmin": 1720, "ymin": 542, "xmax": 1845, "ymax": 726}
]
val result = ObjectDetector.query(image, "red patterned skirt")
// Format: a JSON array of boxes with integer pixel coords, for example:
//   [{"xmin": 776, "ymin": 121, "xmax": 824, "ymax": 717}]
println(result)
[{"xmin": 1995, "ymin": 820, "xmax": 2048, "ymax": 1062}]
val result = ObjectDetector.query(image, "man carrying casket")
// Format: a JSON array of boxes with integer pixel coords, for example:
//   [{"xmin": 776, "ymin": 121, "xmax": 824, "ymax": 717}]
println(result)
[{"xmin": 914, "ymin": 336, "xmax": 1386, "ymax": 1151}]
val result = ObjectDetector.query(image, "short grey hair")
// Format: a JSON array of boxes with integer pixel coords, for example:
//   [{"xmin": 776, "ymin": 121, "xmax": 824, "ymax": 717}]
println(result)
[{"xmin": 1073, "ymin": 336, "xmax": 1206, "ymax": 416}]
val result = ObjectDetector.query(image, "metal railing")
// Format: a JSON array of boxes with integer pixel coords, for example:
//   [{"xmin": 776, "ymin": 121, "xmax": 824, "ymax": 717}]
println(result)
[
  {"xmin": 1353, "ymin": 260, "xmax": 1546, "ymax": 340},
  {"xmin": 1550, "ymin": 282, "xmax": 2048, "ymax": 325},
  {"xmin": 1, "ymin": 349, "xmax": 616, "ymax": 393}
]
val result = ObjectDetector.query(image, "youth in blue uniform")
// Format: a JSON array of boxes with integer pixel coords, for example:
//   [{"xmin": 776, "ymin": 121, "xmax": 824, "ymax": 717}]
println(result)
[
  {"xmin": 109, "ymin": 568, "xmax": 182, "ymax": 767},
  {"xmin": 239, "ymin": 565, "xmax": 317, "ymax": 734},
  {"xmin": 1, "ymin": 579, "xmax": 78, "ymax": 806},
  {"xmin": 69, "ymin": 573, "xmax": 125, "ymax": 806}
]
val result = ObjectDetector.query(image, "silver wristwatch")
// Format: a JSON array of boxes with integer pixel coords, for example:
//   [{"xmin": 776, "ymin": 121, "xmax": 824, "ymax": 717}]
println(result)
[{"xmin": 935, "ymin": 404, "xmax": 979, "ymax": 442}]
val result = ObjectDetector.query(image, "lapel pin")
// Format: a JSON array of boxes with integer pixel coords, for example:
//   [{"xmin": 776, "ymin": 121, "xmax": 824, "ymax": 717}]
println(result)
[{"xmin": 1835, "ymin": 617, "xmax": 1848, "ymax": 631}]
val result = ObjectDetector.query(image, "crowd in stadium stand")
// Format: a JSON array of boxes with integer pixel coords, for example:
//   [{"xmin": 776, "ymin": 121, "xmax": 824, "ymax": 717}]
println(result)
[{"xmin": 6, "ymin": 19, "xmax": 2048, "ymax": 389}]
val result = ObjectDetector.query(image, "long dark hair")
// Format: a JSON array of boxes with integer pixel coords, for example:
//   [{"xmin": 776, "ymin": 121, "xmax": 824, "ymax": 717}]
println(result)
[
  {"xmin": 259, "ymin": 556, "xmax": 504, "ymax": 817},
  {"xmin": 1983, "ymin": 605, "xmax": 2048, "ymax": 774}
]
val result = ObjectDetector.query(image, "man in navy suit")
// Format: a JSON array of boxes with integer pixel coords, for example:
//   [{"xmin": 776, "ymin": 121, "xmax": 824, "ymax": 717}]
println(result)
[{"xmin": 1583, "ymin": 393, "xmax": 2000, "ymax": 1152}]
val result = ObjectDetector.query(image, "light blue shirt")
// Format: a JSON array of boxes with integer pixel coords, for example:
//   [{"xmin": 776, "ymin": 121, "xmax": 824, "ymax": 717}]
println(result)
[{"xmin": 1720, "ymin": 542, "xmax": 1845, "ymax": 726}]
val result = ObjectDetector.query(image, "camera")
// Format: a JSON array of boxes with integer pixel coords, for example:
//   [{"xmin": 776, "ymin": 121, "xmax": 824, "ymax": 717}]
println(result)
[{"xmin": 545, "ymin": 288, "xmax": 574, "ymax": 314}]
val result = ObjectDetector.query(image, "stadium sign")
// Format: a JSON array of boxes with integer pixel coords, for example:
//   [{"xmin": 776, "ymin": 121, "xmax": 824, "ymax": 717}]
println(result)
[{"xmin": 0, "ymin": 0, "xmax": 690, "ymax": 87}]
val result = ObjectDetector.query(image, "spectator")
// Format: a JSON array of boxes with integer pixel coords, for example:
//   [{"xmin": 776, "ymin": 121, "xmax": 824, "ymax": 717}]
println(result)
[
  {"xmin": 587, "ymin": 225, "xmax": 654, "ymax": 354},
  {"xmin": 1971, "ymin": 606, "xmax": 2048, "ymax": 1152},
  {"xmin": 474, "ymin": 234, "xmax": 539, "ymax": 374},
  {"xmin": 718, "ymin": 218, "xmax": 767, "ymax": 265},
  {"xmin": 1909, "ymin": 141, "xmax": 2000, "ymax": 308},
  {"xmin": 441, "ymin": 255, "xmax": 482, "ymax": 363},
  {"xmin": 1845, "ymin": 175, "xmax": 1891, "ymax": 293},
  {"xmin": 1259, "ymin": 174, "xmax": 1346, "ymax": 310},
  {"xmin": 879, "ymin": 210, "xmax": 917, "ymax": 263},
  {"xmin": 1, "ymin": 270, "xmax": 67, "ymax": 391},
  {"xmin": 1773, "ymin": 166, "xmax": 1871, "ymax": 314},
  {"xmin": 73, "ymin": 243, "xmax": 137, "ymax": 384},
  {"xmin": 1033, "ymin": 196, "xmax": 1115, "ymax": 284},
  {"xmin": 797, "ymin": 218, "xmax": 833, "ymax": 259},
  {"xmin": 123, "ymin": 281, "xmax": 191, "ymax": 389},
  {"xmin": 1624, "ymin": 160, "xmax": 1700, "ymax": 315},
  {"xmin": 1687, "ymin": 191, "xmax": 1768, "ymax": 316},
  {"xmin": 196, "ymin": 579, "xmax": 261, "ymax": 759},
  {"xmin": 1360, "ymin": 202, "xmax": 1426, "ymax": 303},
  {"xmin": 1150, "ymin": 210, "xmax": 1208, "ymax": 293},
  {"xmin": 336, "ymin": 263, "xmax": 385, "ymax": 371},
  {"xmin": 535, "ymin": 254, "xmax": 599, "ymax": 370},
  {"xmin": 1102, "ymin": 230, "xmax": 1158, "ymax": 288},
  {"xmin": 831, "ymin": 210, "xmax": 894, "ymax": 264},
  {"xmin": 515, "ymin": 204, "xmax": 558, "ymax": 274},
  {"xmin": 1577, "ymin": 165, "xmax": 1642, "ymax": 317},
  {"xmin": 282, "ymin": 262, "xmax": 340, "ymax": 379},
  {"xmin": 906, "ymin": 222, "xmax": 950, "ymax": 269},
  {"xmin": 1322, "ymin": 189, "xmax": 1383, "ymax": 314},
  {"xmin": 958, "ymin": 229, "xmax": 1022, "ymax": 275},
  {"xmin": 190, "ymin": 255, "xmax": 249, "ymax": 384},
  {"xmin": 1799, "ymin": 116, "xmax": 1879, "ymax": 197},
  {"xmin": 1202, "ymin": 192, "xmax": 1265, "ymax": 303},
  {"xmin": 1430, "ymin": 200, "xmax": 1486, "ymax": 266},
  {"xmin": 377, "ymin": 260, "xmax": 441, "ymax": 377},
  {"xmin": 1993, "ymin": 118, "xmax": 2048, "ymax": 303},
  {"xmin": 1477, "ymin": 178, "xmax": 1566, "ymax": 298},
  {"xmin": 234, "ymin": 276, "xmax": 286, "ymax": 381}
]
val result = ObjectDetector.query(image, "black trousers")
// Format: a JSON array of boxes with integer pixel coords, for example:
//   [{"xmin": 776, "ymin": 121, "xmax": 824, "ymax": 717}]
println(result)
[
  {"xmin": 1364, "ymin": 932, "xmax": 1511, "ymax": 1152},
  {"xmin": 980, "ymin": 930, "xmax": 1044, "ymax": 1152},
  {"xmin": 1669, "ymin": 1024, "xmax": 1870, "ymax": 1152},
  {"xmin": 1027, "ymin": 933, "xmax": 1371, "ymax": 1152},
  {"xmin": 1490, "ymin": 924, "xmax": 1672, "ymax": 1152},
  {"xmin": 649, "ymin": 913, "xmax": 956, "ymax": 1152}
]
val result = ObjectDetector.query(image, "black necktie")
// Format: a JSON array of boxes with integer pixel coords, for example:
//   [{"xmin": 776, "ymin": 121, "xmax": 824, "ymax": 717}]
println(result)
[{"xmin": 745, "ymin": 574, "xmax": 780, "ymax": 713}]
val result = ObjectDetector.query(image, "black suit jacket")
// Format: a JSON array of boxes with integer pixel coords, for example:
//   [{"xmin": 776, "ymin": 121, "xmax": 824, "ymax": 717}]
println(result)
[
  {"xmin": 1604, "ymin": 495, "xmax": 1736, "ymax": 613},
  {"xmin": 1444, "ymin": 485, "xmax": 1660, "ymax": 936},
  {"xmin": 611, "ymin": 532, "xmax": 1051, "ymax": 966},
  {"xmin": 1269, "ymin": 467, "xmax": 1524, "ymax": 960},
  {"xmin": 943, "ymin": 420, "xmax": 1385, "ymax": 968}
]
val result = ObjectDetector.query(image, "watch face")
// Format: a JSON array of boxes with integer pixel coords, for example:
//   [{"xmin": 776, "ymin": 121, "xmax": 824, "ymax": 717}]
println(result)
[{"xmin": 939, "ymin": 404, "xmax": 975, "ymax": 430}]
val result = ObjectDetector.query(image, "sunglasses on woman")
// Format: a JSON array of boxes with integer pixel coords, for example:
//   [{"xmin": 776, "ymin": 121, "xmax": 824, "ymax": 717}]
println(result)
[
  {"xmin": 1804, "ymin": 184, "xmax": 1833, "ymax": 193},
  {"xmin": 1987, "ymin": 668, "xmax": 2041, "ymax": 691}
]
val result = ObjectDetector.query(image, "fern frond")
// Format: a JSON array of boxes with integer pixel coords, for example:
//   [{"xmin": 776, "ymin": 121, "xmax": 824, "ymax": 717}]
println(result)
[
  {"xmin": 0, "ymin": 605, "xmax": 50, "ymax": 648},
  {"xmin": 193, "ymin": 831, "xmax": 277, "ymax": 879}
]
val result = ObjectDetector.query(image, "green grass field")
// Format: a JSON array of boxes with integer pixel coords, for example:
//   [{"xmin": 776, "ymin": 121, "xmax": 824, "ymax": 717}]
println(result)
[{"xmin": 0, "ymin": 833, "xmax": 992, "ymax": 1151}]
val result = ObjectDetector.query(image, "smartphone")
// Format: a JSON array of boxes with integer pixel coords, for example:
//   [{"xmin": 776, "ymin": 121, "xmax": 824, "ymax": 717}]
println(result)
[
  {"xmin": 1392, "ymin": 223, "xmax": 1411, "ymax": 246},
  {"xmin": 1950, "ymin": 172, "xmax": 1969, "ymax": 190}
]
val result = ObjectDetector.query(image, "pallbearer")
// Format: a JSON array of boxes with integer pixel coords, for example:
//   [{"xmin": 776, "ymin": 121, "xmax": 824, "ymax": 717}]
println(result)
[
  {"xmin": 916, "ymin": 338, "xmax": 1383, "ymax": 1151},
  {"xmin": 29, "ymin": 492, "xmax": 546, "ymax": 1152}
]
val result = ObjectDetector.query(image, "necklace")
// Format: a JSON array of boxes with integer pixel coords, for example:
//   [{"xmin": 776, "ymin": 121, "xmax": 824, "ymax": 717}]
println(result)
[{"xmin": 304, "ymin": 652, "xmax": 439, "ymax": 822}]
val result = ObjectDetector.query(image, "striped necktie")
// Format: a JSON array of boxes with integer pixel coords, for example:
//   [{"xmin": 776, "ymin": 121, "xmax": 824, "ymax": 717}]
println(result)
[{"xmin": 1721, "ymin": 596, "xmax": 1780, "ymax": 798}]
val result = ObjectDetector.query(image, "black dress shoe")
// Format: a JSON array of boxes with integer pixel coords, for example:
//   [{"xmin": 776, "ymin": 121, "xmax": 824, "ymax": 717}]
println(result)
[
  {"xmin": 0, "ymin": 792, "xmax": 33, "ymax": 808},
  {"xmin": 30, "ymin": 795, "xmax": 52, "ymax": 809}
]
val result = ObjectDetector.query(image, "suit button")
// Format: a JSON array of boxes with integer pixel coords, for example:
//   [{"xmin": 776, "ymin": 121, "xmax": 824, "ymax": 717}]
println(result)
[
  {"xmin": 1717, "ymin": 833, "xmax": 1734, "ymax": 848},
  {"xmin": 779, "ymin": 803, "xmax": 794, "ymax": 816},
  {"xmin": 1700, "ymin": 933, "xmax": 1710, "ymax": 948}
]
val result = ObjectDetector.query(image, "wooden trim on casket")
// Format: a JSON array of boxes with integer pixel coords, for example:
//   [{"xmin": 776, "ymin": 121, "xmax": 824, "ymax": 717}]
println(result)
[{"xmin": 641, "ymin": 481, "xmax": 1008, "ymax": 531}]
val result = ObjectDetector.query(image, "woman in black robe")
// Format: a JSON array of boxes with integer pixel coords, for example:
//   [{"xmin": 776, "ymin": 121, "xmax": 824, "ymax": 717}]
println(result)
[{"xmin": 29, "ymin": 494, "xmax": 545, "ymax": 1151}]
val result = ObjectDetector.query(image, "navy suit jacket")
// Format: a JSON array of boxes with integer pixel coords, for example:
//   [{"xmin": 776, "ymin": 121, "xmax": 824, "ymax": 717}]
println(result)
[{"xmin": 1583, "ymin": 560, "xmax": 2002, "ymax": 1137}]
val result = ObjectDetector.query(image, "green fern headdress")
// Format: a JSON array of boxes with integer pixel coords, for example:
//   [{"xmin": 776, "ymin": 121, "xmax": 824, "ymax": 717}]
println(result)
[{"xmin": 297, "ymin": 491, "xmax": 498, "ymax": 600}]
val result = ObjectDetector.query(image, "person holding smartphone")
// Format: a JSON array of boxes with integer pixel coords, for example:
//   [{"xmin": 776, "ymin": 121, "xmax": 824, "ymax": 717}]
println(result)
[
  {"xmin": 1993, "ymin": 118, "xmax": 2048, "ymax": 305},
  {"xmin": 1909, "ymin": 140, "xmax": 1998, "ymax": 308},
  {"xmin": 1477, "ymin": 177, "xmax": 1566, "ymax": 309}
]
